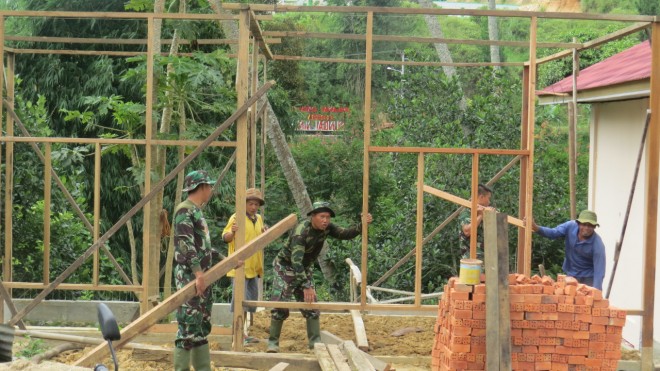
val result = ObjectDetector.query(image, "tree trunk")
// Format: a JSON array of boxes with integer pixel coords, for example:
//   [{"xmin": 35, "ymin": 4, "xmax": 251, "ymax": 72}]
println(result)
[
  {"xmin": 417, "ymin": 0, "xmax": 469, "ymax": 129},
  {"xmin": 488, "ymin": 0, "xmax": 501, "ymax": 69}
]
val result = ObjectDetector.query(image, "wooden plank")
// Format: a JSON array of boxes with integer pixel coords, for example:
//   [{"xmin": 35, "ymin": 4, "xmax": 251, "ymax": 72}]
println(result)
[
  {"xmin": 248, "ymin": 10, "xmax": 273, "ymax": 60},
  {"xmin": 3, "ymin": 21, "xmax": 13, "ymax": 299},
  {"xmin": 4, "ymin": 35, "xmax": 281, "ymax": 46},
  {"xmin": 369, "ymin": 146, "xmax": 528, "ymax": 155},
  {"xmin": 244, "ymin": 300, "xmax": 437, "ymax": 312},
  {"xmin": 272, "ymin": 54, "xmax": 524, "ymax": 67},
  {"xmin": 2, "ymin": 136, "xmax": 236, "ymax": 147},
  {"xmin": 360, "ymin": 11, "xmax": 373, "ymax": 309},
  {"xmin": 342, "ymin": 341, "xmax": 376, "ymax": 371},
  {"xmin": 345, "ymin": 258, "xmax": 362, "ymax": 286},
  {"xmin": 1, "ymin": 282, "xmax": 142, "ymax": 291},
  {"xmin": 415, "ymin": 153, "xmax": 424, "ymax": 305},
  {"xmin": 93, "ymin": 142, "xmax": 100, "ymax": 286},
  {"xmin": 0, "ymin": 10, "xmax": 236, "ymax": 20},
  {"xmin": 350, "ymin": 310, "xmax": 369, "ymax": 351},
  {"xmin": 232, "ymin": 8, "xmax": 251, "ymax": 352},
  {"xmin": 517, "ymin": 65, "xmax": 530, "ymax": 274},
  {"xmin": 423, "ymin": 185, "xmax": 524, "ymax": 228},
  {"xmin": 469, "ymin": 154, "xmax": 479, "ymax": 259},
  {"xmin": 320, "ymin": 331, "xmax": 390, "ymax": 371},
  {"xmin": 73, "ymin": 213, "xmax": 297, "ymax": 367},
  {"xmin": 222, "ymin": 3, "xmax": 655, "ymax": 20},
  {"xmin": 263, "ymin": 31, "xmax": 579, "ymax": 48},
  {"xmin": 43, "ymin": 144, "xmax": 51, "ymax": 285},
  {"xmin": 269, "ymin": 362, "xmax": 290, "ymax": 371},
  {"xmin": 523, "ymin": 17, "xmax": 538, "ymax": 276},
  {"xmin": 314, "ymin": 343, "xmax": 338, "ymax": 371},
  {"xmin": 377, "ymin": 292, "xmax": 443, "ymax": 304},
  {"xmin": 7, "ymin": 81, "xmax": 275, "ymax": 327},
  {"xmin": 641, "ymin": 21, "xmax": 660, "ymax": 371},
  {"xmin": 537, "ymin": 22, "xmax": 651, "ymax": 64},
  {"xmin": 326, "ymin": 343, "xmax": 352, "ymax": 371},
  {"xmin": 484, "ymin": 211, "xmax": 511, "ymax": 370}
]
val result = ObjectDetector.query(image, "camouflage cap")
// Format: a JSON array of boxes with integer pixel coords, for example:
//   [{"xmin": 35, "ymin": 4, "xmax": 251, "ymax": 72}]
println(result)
[
  {"xmin": 182, "ymin": 170, "xmax": 216, "ymax": 192},
  {"xmin": 307, "ymin": 201, "xmax": 335, "ymax": 217}
]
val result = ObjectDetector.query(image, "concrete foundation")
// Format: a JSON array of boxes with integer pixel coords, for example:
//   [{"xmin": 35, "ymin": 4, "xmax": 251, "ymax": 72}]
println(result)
[{"xmin": 4, "ymin": 300, "xmax": 233, "ymax": 327}]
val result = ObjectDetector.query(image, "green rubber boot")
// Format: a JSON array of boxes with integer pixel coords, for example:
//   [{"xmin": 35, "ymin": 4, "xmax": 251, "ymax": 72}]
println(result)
[
  {"xmin": 306, "ymin": 317, "xmax": 321, "ymax": 350},
  {"xmin": 267, "ymin": 319, "xmax": 284, "ymax": 353},
  {"xmin": 173, "ymin": 347, "xmax": 191, "ymax": 371},
  {"xmin": 190, "ymin": 343, "xmax": 211, "ymax": 371}
]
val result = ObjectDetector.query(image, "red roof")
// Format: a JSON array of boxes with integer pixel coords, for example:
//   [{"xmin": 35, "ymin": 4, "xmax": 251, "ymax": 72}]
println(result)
[{"xmin": 537, "ymin": 40, "xmax": 650, "ymax": 96}]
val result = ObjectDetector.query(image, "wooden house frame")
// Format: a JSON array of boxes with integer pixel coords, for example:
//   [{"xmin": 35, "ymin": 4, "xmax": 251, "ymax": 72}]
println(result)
[{"xmin": 0, "ymin": 5, "xmax": 655, "ymax": 368}]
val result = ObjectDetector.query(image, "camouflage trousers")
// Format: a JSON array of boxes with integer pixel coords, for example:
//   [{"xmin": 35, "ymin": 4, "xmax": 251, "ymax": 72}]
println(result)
[
  {"xmin": 174, "ymin": 265, "xmax": 213, "ymax": 350},
  {"xmin": 269, "ymin": 262, "xmax": 319, "ymax": 321}
]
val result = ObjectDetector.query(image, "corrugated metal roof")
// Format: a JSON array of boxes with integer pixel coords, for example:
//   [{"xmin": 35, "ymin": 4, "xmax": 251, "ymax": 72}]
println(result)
[{"xmin": 537, "ymin": 40, "xmax": 651, "ymax": 96}]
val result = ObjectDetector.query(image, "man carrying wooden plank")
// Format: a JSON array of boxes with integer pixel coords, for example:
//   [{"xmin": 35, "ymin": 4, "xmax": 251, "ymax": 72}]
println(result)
[
  {"xmin": 267, "ymin": 201, "xmax": 373, "ymax": 353},
  {"xmin": 173, "ymin": 170, "xmax": 235, "ymax": 371},
  {"xmin": 223, "ymin": 187, "xmax": 266, "ymax": 344}
]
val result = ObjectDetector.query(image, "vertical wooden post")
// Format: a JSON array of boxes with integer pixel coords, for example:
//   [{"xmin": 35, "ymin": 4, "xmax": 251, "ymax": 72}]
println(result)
[
  {"xmin": 360, "ymin": 11, "xmax": 373, "ymax": 308},
  {"xmin": 93, "ymin": 143, "xmax": 101, "ymax": 286},
  {"xmin": 43, "ymin": 144, "xmax": 52, "ymax": 285},
  {"xmin": 414, "ymin": 152, "xmax": 424, "ymax": 306},
  {"xmin": 249, "ymin": 40, "xmax": 258, "ymax": 188},
  {"xmin": 523, "ymin": 17, "xmax": 538, "ymax": 276},
  {"xmin": 568, "ymin": 38, "xmax": 579, "ymax": 220},
  {"xmin": 141, "ymin": 15, "xmax": 155, "ymax": 314},
  {"xmin": 484, "ymin": 210, "xmax": 511, "ymax": 370},
  {"xmin": 232, "ymin": 7, "xmax": 250, "ymax": 352},
  {"xmin": 259, "ymin": 57, "xmax": 267, "ymax": 302},
  {"xmin": 3, "ymin": 22, "xmax": 13, "ymax": 291},
  {"xmin": 0, "ymin": 22, "xmax": 4, "ymax": 322},
  {"xmin": 517, "ymin": 66, "xmax": 530, "ymax": 274},
  {"xmin": 641, "ymin": 21, "xmax": 660, "ymax": 371},
  {"xmin": 469, "ymin": 153, "xmax": 479, "ymax": 259}
]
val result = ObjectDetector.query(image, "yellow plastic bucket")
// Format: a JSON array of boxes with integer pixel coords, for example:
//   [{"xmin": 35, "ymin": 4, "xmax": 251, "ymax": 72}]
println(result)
[{"xmin": 459, "ymin": 259, "xmax": 482, "ymax": 285}]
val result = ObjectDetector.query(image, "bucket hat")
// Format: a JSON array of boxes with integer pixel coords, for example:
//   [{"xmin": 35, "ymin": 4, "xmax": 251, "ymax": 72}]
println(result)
[
  {"xmin": 246, "ymin": 188, "xmax": 265, "ymax": 206},
  {"xmin": 307, "ymin": 201, "xmax": 335, "ymax": 217},
  {"xmin": 576, "ymin": 210, "xmax": 599, "ymax": 227},
  {"xmin": 182, "ymin": 170, "xmax": 216, "ymax": 192}
]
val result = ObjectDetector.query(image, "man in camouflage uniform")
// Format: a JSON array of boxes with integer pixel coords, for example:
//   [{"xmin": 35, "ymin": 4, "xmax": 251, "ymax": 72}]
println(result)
[
  {"xmin": 173, "ymin": 170, "xmax": 224, "ymax": 371},
  {"xmin": 267, "ymin": 201, "xmax": 373, "ymax": 353},
  {"xmin": 458, "ymin": 183, "xmax": 495, "ymax": 261}
]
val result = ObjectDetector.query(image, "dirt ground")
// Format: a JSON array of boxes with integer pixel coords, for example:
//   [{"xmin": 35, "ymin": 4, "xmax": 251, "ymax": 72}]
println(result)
[{"xmin": 5, "ymin": 311, "xmax": 436, "ymax": 370}]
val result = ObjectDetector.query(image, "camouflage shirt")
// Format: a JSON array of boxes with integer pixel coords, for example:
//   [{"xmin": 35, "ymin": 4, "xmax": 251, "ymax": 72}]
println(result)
[
  {"xmin": 458, "ymin": 209, "xmax": 484, "ymax": 259},
  {"xmin": 275, "ymin": 219, "xmax": 362, "ymax": 289},
  {"xmin": 173, "ymin": 199, "xmax": 223, "ymax": 273}
]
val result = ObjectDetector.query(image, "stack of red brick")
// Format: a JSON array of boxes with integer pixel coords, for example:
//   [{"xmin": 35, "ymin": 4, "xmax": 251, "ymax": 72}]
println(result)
[{"xmin": 431, "ymin": 274, "xmax": 626, "ymax": 370}]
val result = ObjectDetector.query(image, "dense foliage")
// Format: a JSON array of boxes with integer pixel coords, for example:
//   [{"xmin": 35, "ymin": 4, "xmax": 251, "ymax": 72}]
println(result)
[{"xmin": 0, "ymin": 0, "xmax": 642, "ymax": 305}]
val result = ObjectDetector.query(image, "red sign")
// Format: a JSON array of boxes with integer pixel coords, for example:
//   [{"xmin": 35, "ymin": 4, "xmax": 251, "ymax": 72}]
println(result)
[{"xmin": 295, "ymin": 106, "xmax": 349, "ymax": 132}]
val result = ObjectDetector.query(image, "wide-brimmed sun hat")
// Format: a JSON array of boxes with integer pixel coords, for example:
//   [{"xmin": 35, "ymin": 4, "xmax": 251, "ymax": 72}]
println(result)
[
  {"xmin": 182, "ymin": 170, "xmax": 216, "ymax": 192},
  {"xmin": 576, "ymin": 210, "xmax": 599, "ymax": 227},
  {"xmin": 307, "ymin": 201, "xmax": 335, "ymax": 217},
  {"xmin": 246, "ymin": 188, "xmax": 265, "ymax": 206}
]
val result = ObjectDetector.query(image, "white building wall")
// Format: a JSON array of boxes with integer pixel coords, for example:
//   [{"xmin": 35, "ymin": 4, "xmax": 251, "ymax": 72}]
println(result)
[{"xmin": 590, "ymin": 98, "xmax": 652, "ymax": 348}]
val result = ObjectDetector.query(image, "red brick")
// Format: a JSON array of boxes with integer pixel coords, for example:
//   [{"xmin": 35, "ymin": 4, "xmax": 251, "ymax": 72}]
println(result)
[
  {"xmin": 538, "ymin": 345, "xmax": 556, "ymax": 353},
  {"xmin": 523, "ymin": 345, "xmax": 539, "ymax": 353},
  {"xmin": 473, "ymin": 284, "xmax": 486, "ymax": 294},
  {"xmin": 472, "ymin": 310, "xmax": 486, "ymax": 320},
  {"xmin": 567, "ymin": 355, "xmax": 586, "ymax": 364},
  {"xmin": 584, "ymin": 358, "xmax": 602, "ymax": 368},
  {"xmin": 557, "ymin": 312, "xmax": 575, "ymax": 321},
  {"xmin": 541, "ymin": 295, "xmax": 559, "ymax": 304},
  {"xmin": 593, "ymin": 298, "xmax": 610, "ymax": 308},
  {"xmin": 550, "ymin": 363, "xmax": 568, "ymax": 371},
  {"xmin": 543, "ymin": 285, "xmax": 555, "ymax": 294},
  {"xmin": 453, "ymin": 309, "xmax": 473, "ymax": 319},
  {"xmin": 605, "ymin": 349, "xmax": 621, "ymax": 359},
  {"xmin": 452, "ymin": 326, "xmax": 472, "ymax": 336},
  {"xmin": 511, "ymin": 311, "xmax": 525, "ymax": 320},
  {"xmin": 564, "ymin": 276, "xmax": 578, "ymax": 286},
  {"xmin": 450, "ymin": 291, "xmax": 470, "ymax": 301},
  {"xmin": 535, "ymin": 361, "xmax": 552, "ymax": 370},
  {"xmin": 590, "ymin": 289, "xmax": 603, "ymax": 300},
  {"xmin": 472, "ymin": 293, "xmax": 486, "ymax": 302},
  {"xmin": 526, "ymin": 294, "xmax": 544, "ymax": 303},
  {"xmin": 590, "ymin": 324, "xmax": 605, "ymax": 333},
  {"xmin": 574, "ymin": 314, "xmax": 592, "ymax": 323},
  {"xmin": 454, "ymin": 283, "xmax": 474, "ymax": 292},
  {"xmin": 510, "ymin": 294, "xmax": 526, "ymax": 303}
]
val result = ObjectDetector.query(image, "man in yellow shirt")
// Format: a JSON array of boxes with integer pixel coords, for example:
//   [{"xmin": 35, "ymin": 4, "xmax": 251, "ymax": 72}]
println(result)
[{"xmin": 223, "ymin": 188, "xmax": 265, "ymax": 343}]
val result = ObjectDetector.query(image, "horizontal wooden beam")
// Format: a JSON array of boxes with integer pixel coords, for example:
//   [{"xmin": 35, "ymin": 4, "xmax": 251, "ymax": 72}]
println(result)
[
  {"xmin": 537, "ymin": 21, "xmax": 652, "ymax": 64},
  {"xmin": 2, "ymin": 136, "xmax": 236, "ymax": 147},
  {"xmin": 0, "ymin": 10, "xmax": 237, "ymax": 20},
  {"xmin": 1, "ymin": 282, "xmax": 143, "ymax": 292},
  {"xmin": 222, "ymin": 3, "xmax": 655, "ymax": 21},
  {"xmin": 272, "ymin": 54, "xmax": 524, "ymax": 67},
  {"xmin": 74, "ymin": 213, "xmax": 298, "ymax": 367},
  {"xmin": 423, "ymin": 185, "xmax": 524, "ymax": 227},
  {"xmin": 263, "ymin": 31, "xmax": 580, "ymax": 49},
  {"xmin": 5, "ymin": 35, "xmax": 280, "ymax": 46},
  {"xmin": 243, "ymin": 300, "xmax": 437, "ymax": 312},
  {"xmin": 369, "ymin": 146, "xmax": 529, "ymax": 156}
]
